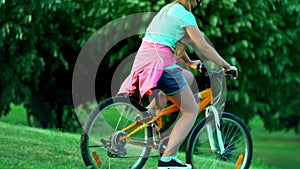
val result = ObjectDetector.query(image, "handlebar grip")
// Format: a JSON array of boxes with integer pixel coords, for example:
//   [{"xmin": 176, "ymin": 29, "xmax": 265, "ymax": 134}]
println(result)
[
  {"xmin": 225, "ymin": 70, "xmax": 237, "ymax": 79},
  {"xmin": 197, "ymin": 63, "xmax": 207, "ymax": 74}
]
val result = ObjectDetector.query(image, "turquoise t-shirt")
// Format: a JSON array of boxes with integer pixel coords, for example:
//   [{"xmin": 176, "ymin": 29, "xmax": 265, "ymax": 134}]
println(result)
[{"xmin": 143, "ymin": 3, "xmax": 197, "ymax": 51}]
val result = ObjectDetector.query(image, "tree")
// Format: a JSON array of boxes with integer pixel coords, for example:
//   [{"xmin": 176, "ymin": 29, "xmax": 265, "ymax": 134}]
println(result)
[
  {"xmin": 96, "ymin": 0, "xmax": 300, "ymax": 133},
  {"xmin": 0, "ymin": 0, "xmax": 168, "ymax": 131},
  {"xmin": 1, "ymin": 0, "xmax": 299, "ymax": 133},
  {"xmin": 0, "ymin": 0, "xmax": 82, "ymax": 131},
  {"xmin": 197, "ymin": 0, "xmax": 300, "ymax": 132}
]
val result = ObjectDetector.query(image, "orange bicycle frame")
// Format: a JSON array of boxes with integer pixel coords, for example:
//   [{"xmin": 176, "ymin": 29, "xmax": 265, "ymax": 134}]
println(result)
[{"xmin": 122, "ymin": 88, "xmax": 213, "ymax": 139}]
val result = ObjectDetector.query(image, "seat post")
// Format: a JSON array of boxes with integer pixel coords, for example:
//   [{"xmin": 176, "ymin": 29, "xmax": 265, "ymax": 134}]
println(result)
[
  {"xmin": 151, "ymin": 89, "xmax": 161, "ymax": 110},
  {"xmin": 151, "ymin": 89, "xmax": 163, "ymax": 131}
]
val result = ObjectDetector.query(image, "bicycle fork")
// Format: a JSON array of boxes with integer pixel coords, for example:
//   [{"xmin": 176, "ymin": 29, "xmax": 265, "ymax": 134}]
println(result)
[
  {"xmin": 205, "ymin": 106, "xmax": 225, "ymax": 155},
  {"xmin": 205, "ymin": 106, "xmax": 245, "ymax": 169}
]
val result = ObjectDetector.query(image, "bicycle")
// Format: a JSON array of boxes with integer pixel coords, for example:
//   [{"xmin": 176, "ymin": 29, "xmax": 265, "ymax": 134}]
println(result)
[{"xmin": 80, "ymin": 64, "xmax": 253, "ymax": 169}]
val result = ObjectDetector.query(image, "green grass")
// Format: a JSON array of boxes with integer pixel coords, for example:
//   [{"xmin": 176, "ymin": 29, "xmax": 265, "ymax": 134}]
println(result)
[
  {"xmin": 0, "ymin": 119, "xmax": 278, "ymax": 169},
  {"xmin": 0, "ymin": 104, "xmax": 28, "ymax": 125},
  {"xmin": 249, "ymin": 116, "xmax": 300, "ymax": 169},
  {"xmin": 0, "ymin": 118, "xmax": 279, "ymax": 169},
  {"xmin": 1, "ymin": 105, "xmax": 299, "ymax": 169},
  {"xmin": 142, "ymin": 152, "xmax": 278, "ymax": 169},
  {"xmin": 0, "ymin": 121, "xmax": 85, "ymax": 169}
]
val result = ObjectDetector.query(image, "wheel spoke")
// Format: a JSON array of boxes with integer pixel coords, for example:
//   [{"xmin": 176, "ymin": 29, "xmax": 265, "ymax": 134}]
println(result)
[
  {"xmin": 80, "ymin": 97, "xmax": 153, "ymax": 169},
  {"xmin": 188, "ymin": 113, "xmax": 252, "ymax": 169}
]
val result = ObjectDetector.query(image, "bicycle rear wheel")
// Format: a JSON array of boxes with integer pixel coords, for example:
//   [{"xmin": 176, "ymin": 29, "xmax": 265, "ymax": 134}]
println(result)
[
  {"xmin": 186, "ymin": 112, "xmax": 253, "ymax": 169},
  {"xmin": 80, "ymin": 96, "xmax": 153, "ymax": 169}
]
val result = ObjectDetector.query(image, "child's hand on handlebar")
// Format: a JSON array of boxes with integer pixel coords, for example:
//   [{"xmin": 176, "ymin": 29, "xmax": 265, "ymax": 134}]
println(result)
[
  {"xmin": 188, "ymin": 60, "xmax": 202, "ymax": 70},
  {"xmin": 224, "ymin": 66, "xmax": 238, "ymax": 79}
]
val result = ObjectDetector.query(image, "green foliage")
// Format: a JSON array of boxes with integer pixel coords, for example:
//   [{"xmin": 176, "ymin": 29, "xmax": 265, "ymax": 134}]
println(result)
[
  {"xmin": 199, "ymin": 0, "xmax": 300, "ymax": 132},
  {"xmin": 0, "ymin": 0, "xmax": 81, "ymax": 130},
  {"xmin": 1, "ymin": 0, "xmax": 299, "ymax": 133},
  {"xmin": 0, "ymin": 0, "xmax": 169, "ymax": 130}
]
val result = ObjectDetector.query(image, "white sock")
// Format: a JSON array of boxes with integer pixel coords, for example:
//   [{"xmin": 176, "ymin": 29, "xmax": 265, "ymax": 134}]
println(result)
[{"xmin": 160, "ymin": 155, "xmax": 176, "ymax": 162}]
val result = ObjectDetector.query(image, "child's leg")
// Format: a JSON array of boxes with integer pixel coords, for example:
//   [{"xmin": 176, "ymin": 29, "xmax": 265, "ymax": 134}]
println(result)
[{"xmin": 161, "ymin": 86, "xmax": 199, "ymax": 157}]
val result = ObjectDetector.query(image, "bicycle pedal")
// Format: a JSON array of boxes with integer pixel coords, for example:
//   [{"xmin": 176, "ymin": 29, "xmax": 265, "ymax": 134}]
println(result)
[
  {"xmin": 107, "ymin": 148, "xmax": 126, "ymax": 157},
  {"xmin": 100, "ymin": 139, "xmax": 111, "ymax": 148}
]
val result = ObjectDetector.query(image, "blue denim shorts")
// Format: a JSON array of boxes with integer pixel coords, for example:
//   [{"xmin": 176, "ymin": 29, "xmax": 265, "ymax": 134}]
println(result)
[{"xmin": 157, "ymin": 68, "xmax": 188, "ymax": 96}]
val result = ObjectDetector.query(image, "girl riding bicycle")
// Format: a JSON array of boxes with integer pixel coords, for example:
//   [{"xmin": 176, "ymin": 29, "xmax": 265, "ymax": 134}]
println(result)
[{"xmin": 118, "ymin": 0, "xmax": 238, "ymax": 168}]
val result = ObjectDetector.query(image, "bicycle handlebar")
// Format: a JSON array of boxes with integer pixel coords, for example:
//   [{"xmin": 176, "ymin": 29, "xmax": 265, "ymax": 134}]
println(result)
[
  {"xmin": 197, "ymin": 63, "xmax": 237, "ymax": 79},
  {"xmin": 224, "ymin": 70, "xmax": 237, "ymax": 79},
  {"xmin": 197, "ymin": 63, "xmax": 207, "ymax": 74}
]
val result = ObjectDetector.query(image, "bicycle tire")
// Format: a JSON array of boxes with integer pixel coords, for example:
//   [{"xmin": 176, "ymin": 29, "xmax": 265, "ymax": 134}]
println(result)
[
  {"xmin": 80, "ymin": 96, "xmax": 153, "ymax": 169},
  {"xmin": 186, "ymin": 112, "xmax": 253, "ymax": 169}
]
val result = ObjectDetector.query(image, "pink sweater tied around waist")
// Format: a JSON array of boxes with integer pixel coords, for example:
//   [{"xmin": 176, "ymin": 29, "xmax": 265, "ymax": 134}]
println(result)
[{"xmin": 118, "ymin": 41, "xmax": 178, "ymax": 97}]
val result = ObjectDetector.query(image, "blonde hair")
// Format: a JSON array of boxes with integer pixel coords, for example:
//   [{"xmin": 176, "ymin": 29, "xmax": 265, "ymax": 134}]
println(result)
[
  {"xmin": 176, "ymin": 0, "xmax": 192, "ymax": 12},
  {"xmin": 174, "ymin": 0, "xmax": 193, "ymax": 58}
]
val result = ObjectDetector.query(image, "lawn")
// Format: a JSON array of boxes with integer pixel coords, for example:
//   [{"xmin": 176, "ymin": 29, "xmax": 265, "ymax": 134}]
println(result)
[
  {"xmin": 249, "ymin": 116, "xmax": 300, "ymax": 169},
  {"xmin": 0, "ymin": 121, "xmax": 85, "ymax": 169},
  {"xmin": 0, "ymin": 104, "xmax": 299, "ymax": 169}
]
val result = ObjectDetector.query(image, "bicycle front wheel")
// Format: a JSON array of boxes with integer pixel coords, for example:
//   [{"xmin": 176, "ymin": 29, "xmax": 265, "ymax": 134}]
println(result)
[
  {"xmin": 80, "ymin": 96, "xmax": 153, "ymax": 169},
  {"xmin": 186, "ymin": 112, "xmax": 253, "ymax": 169}
]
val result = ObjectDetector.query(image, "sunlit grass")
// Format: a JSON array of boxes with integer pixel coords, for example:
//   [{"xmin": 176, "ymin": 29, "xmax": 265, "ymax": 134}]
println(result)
[
  {"xmin": 0, "ymin": 105, "xmax": 298, "ymax": 169},
  {"xmin": 0, "ymin": 122, "xmax": 85, "ymax": 169},
  {"xmin": 250, "ymin": 116, "xmax": 299, "ymax": 169}
]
